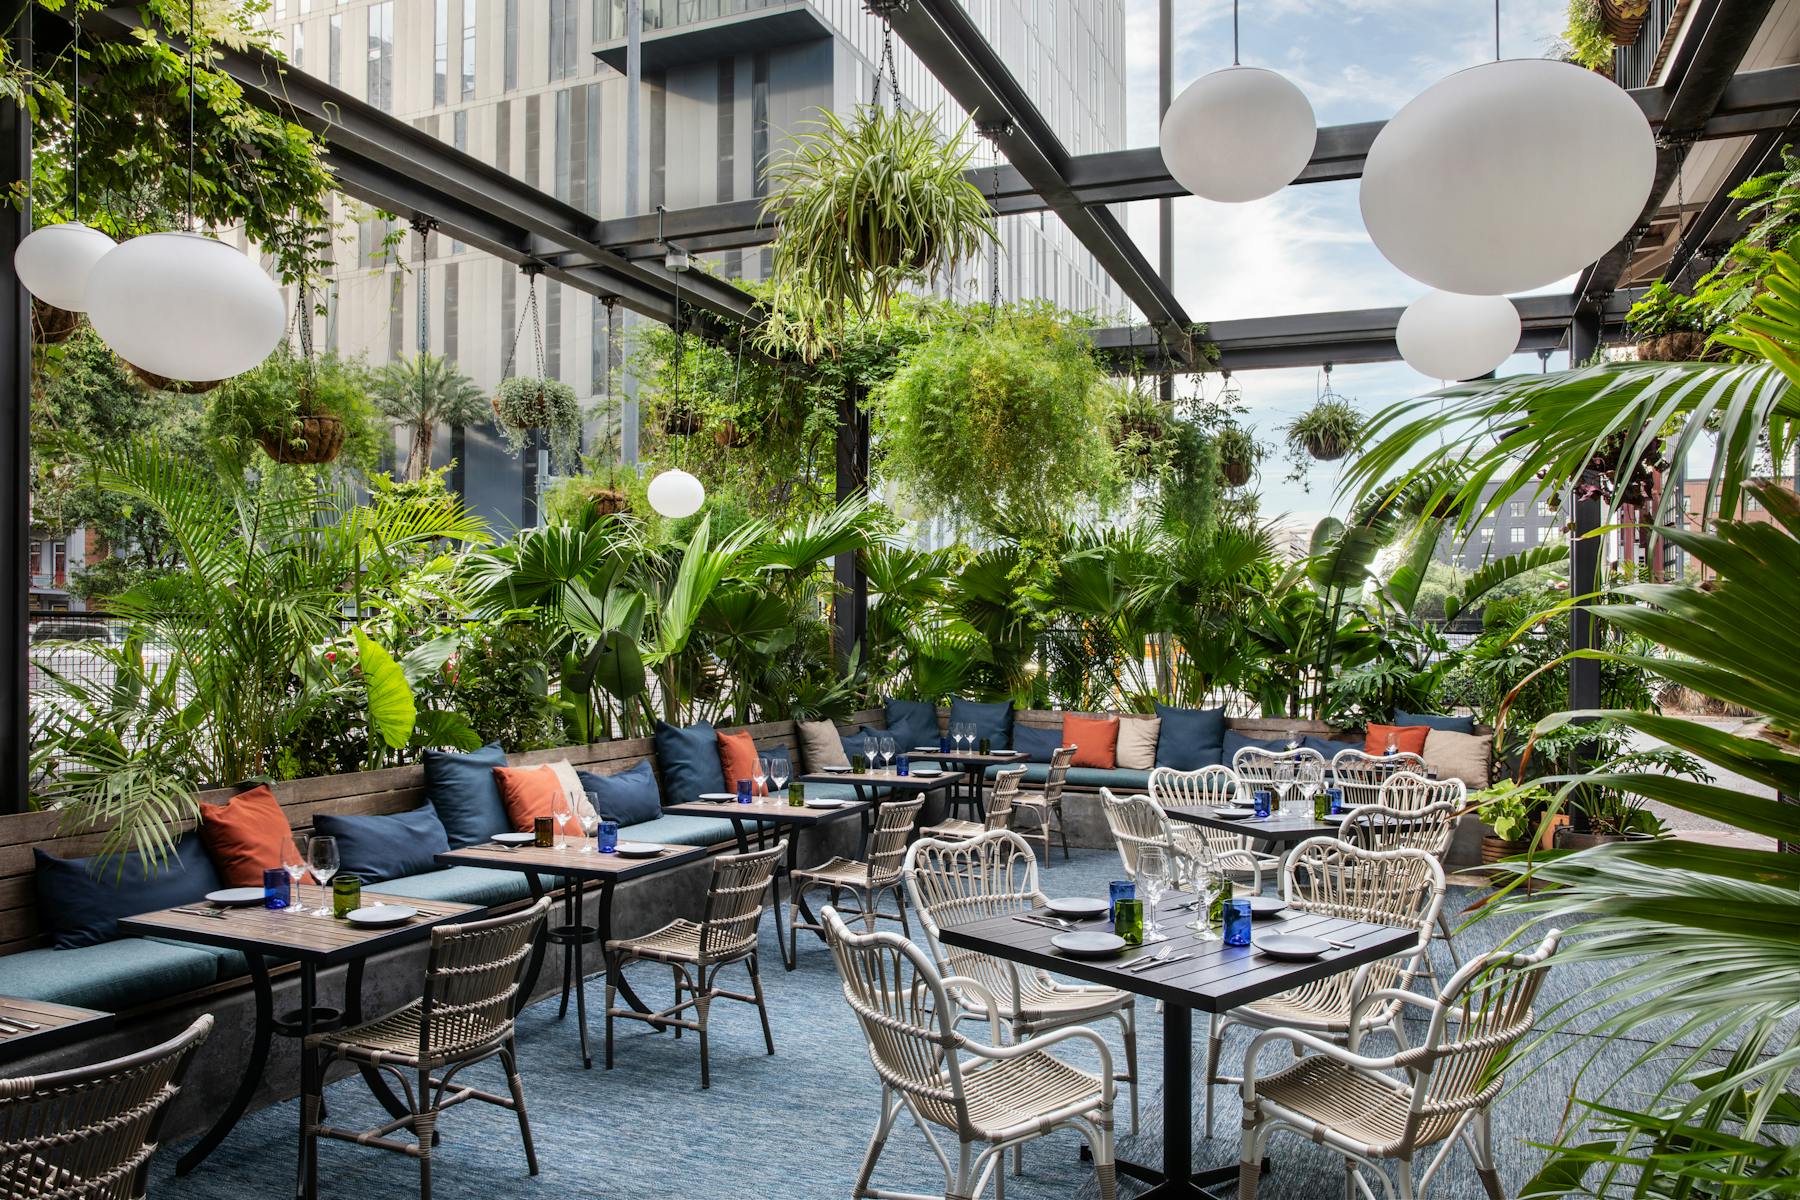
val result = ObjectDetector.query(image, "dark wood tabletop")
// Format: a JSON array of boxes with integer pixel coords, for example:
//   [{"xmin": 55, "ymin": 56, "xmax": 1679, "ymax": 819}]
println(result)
[
  {"xmin": 662, "ymin": 797, "xmax": 870, "ymax": 825},
  {"xmin": 0, "ymin": 995, "xmax": 112, "ymax": 1067},
  {"xmin": 1165, "ymin": 806, "xmax": 1341, "ymax": 844},
  {"xmin": 796, "ymin": 769, "xmax": 956, "ymax": 791},
  {"xmin": 903, "ymin": 746, "xmax": 1034, "ymax": 767},
  {"xmin": 118, "ymin": 893, "xmax": 485, "ymax": 967},
  {"xmin": 437, "ymin": 841, "xmax": 705, "ymax": 881},
  {"xmin": 936, "ymin": 898, "xmax": 1417, "ymax": 1013}
]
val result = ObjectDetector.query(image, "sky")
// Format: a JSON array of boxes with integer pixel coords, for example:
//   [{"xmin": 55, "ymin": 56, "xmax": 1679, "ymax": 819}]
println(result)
[{"xmin": 1105, "ymin": 0, "xmax": 1575, "ymax": 527}]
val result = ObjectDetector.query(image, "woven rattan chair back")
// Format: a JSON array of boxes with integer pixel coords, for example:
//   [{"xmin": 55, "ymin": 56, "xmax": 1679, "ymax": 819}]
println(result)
[
  {"xmin": 864, "ymin": 797, "xmax": 925, "ymax": 888},
  {"xmin": 419, "ymin": 897, "xmax": 549, "ymax": 1061},
  {"xmin": 700, "ymin": 840, "xmax": 786, "ymax": 962},
  {"xmin": 1233, "ymin": 748, "xmax": 1325, "ymax": 800},
  {"xmin": 902, "ymin": 830, "xmax": 1041, "ymax": 1001},
  {"xmin": 1149, "ymin": 764, "xmax": 1237, "ymax": 809},
  {"xmin": 1330, "ymin": 749, "xmax": 1425, "ymax": 811},
  {"xmin": 0, "ymin": 1014, "xmax": 212, "ymax": 1200},
  {"xmin": 1282, "ymin": 837, "xmax": 1445, "ymax": 1004},
  {"xmin": 1041, "ymin": 746, "xmax": 1075, "ymax": 804},
  {"xmin": 986, "ymin": 766, "xmax": 1025, "ymax": 831},
  {"xmin": 1100, "ymin": 788, "xmax": 1191, "ymax": 877},
  {"xmin": 824, "ymin": 905, "xmax": 974, "ymax": 1138},
  {"xmin": 1337, "ymin": 799, "xmax": 1461, "ymax": 857},
  {"xmin": 1378, "ymin": 770, "xmax": 1467, "ymax": 816}
]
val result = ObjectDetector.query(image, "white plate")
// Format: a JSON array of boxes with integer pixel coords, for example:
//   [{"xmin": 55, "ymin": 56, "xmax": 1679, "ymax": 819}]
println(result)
[
  {"xmin": 491, "ymin": 832, "xmax": 535, "ymax": 846},
  {"xmin": 346, "ymin": 904, "xmax": 417, "ymax": 928},
  {"xmin": 1254, "ymin": 934, "xmax": 1330, "ymax": 961},
  {"xmin": 613, "ymin": 842, "xmax": 665, "ymax": 858},
  {"xmin": 204, "ymin": 887, "xmax": 267, "ymax": 907},
  {"xmin": 912, "ymin": 745, "xmax": 944, "ymax": 754},
  {"xmin": 1045, "ymin": 897, "xmax": 1110, "ymax": 920},
  {"xmin": 1246, "ymin": 896, "xmax": 1287, "ymax": 919},
  {"xmin": 908, "ymin": 768, "xmax": 944, "ymax": 778},
  {"xmin": 820, "ymin": 764, "xmax": 852, "ymax": 773},
  {"xmin": 1050, "ymin": 931, "xmax": 1127, "ymax": 959},
  {"xmin": 1214, "ymin": 807, "xmax": 1255, "ymax": 819},
  {"xmin": 697, "ymin": 792, "xmax": 739, "ymax": 802},
  {"xmin": 805, "ymin": 799, "xmax": 847, "ymax": 809}
]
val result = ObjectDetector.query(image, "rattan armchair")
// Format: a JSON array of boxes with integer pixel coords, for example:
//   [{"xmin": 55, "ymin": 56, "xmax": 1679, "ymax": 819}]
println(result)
[
  {"xmin": 921, "ymin": 766, "xmax": 1024, "ymax": 842},
  {"xmin": 606, "ymin": 840, "xmax": 785, "ymax": 1089},
  {"xmin": 1014, "ymin": 746, "xmax": 1075, "ymax": 863},
  {"xmin": 902, "ymin": 828, "xmax": 1140, "ymax": 1135},
  {"xmin": 1342, "ymin": 773, "xmax": 1468, "ymax": 974},
  {"xmin": 1201, "ymin": 837, "xmax": 1444, "ymax": 1138},
  {"xmin": 788, "ymin": 797, "xmax": 925, "ymax": 964},
  {"xmin": 1377, "ymin": 771, "xmax": 1466, "ymax": 816},
  {"xmin": 305, "ymin": 897, "xmax": 550, "ymax": 1200},
  {"xmin": 1237, "ymin": 930, "xmax": 1562, "ymax": 1200},
  {"xmin": 1232, "ymin": 747, "xmax": 1326, "ymax": 814},
  {"xmin": 1330, "ymin": 748, "xmax": 1428, "ymax": 812},
  {"xmin": 1148, "ymin": 765, "xmax": 1280, "ymax": 875},
  {"xmin": 822, "ymin": 905, "xmax": 1118, "ymax": 1200},
  {"xmin": 1099, "ymin": 787, "xmax": 1263, "ymax": 893},
  {"xmin": 0, "ymin": 1015, "xmax": 212, "ymax": 1200}
]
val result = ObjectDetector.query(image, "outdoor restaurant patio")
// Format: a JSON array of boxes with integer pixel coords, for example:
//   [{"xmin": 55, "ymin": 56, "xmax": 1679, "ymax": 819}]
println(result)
[{"xmin": 4, "ymin": 0, "xmax": 1800, "ymax": 1197}]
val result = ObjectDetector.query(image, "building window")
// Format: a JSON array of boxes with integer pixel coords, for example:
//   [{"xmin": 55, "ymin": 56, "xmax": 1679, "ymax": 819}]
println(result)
[
  {"xmin": 503, "ymin": 0, "xmax": 518, "ymax": 91},
  {"xmin": 328, "ymin": 13, "xmax": 341, "ymax": 87},
  {"xmin": 444, "ymin": 263, "xmax": 459, "ymax": 362},
  {"xmin": 649, "ymin": 70, "xmax": 667, "ymax": 208},
  {"xmin": 524, "ymin": 94, "xmax": 541, "ymax": 189},
  {"xmin": 496, "ymin": 98, "xmax": 512, "ymax": 172},
  {"xmin": 461, "ymin": 0, "xmax": 476, "ymax": 99},
  {"xmin": 605, "ymin": 0, "xmax": 625, "ymax": 38},
  {"xmin": 366, "ymin": 1, "xmax": 393, "ymax": 112},
  {"xmin": 291, "ymin": 22, "xmax": 304, "ymax": 67},
  {"xmin": 716, "ymin": 59, "xmax": 735, "ymax": 203},
  {"xmin": 1509, "ymin": 527, "xmax": 1525, "ymax": 544},
  {"xmin": 549, "ymin": 0, "xmax": 578, "ymax": 81},
  {"xmin": 751, "ymin": 52, "xmax": 769, "ymax": 198},
  {"xmin": 545, "ymin": 279, "xmax": 561, "ymax": 378},
  {"xmin": 1508, "ymin": 500, "xmax": 1525, "ymax": 517},
  {"xmin": 1479, "ymin": 526, "xmax": 1494, "ymax": 541},
  {"xmin": 388, "ymin": 270, "xmax": 405, "ymax": 361},
  {"xmin": 500, "ymin": 267, "xmax": 516, "ymax": 378},
  {"xmin": 434, "ymin": 0, "xmax": 449, "ymax": 104}
]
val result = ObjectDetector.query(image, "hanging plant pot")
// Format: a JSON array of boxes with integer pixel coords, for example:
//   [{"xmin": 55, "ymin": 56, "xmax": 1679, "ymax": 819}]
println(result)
[
  {"xmin": 32, "ymin": 299, "xmax": 81, "ymax": 345},
  {"xmin": 492, "ymin": 379, "xmax": 556, "ymax": 429},
  {"xmin": 1303, "ymin": 430, "xmax": 1350, "ymax": 461},
  {"xmin": 588, "ymin": 486, "xmax": 630, "ymax": 516},
  {"xmin": 1600, "ymin": 0, "xmax": 1650, "ymax": 45},
  {"xmin": 663, "ymin": 407, "xmax": 702, "ymax": 437},
  {"xmin": 1214, "ymin": 426, "xmax": 1258, "ymax": 488},
  {"xmin": 1285, "ymin": 398, "xmax": 1362, "ymax": 466},
  {"xmin": 1634, "ymin": 331, "xmax": 1713, "ymax": 362},
  {"xmin": 257, "ymin": 413, "xmax": 346, "ymax": 465},
  {"xmin": 1220, "ymin": 457, "xmax": 1253, "ymax": 488},
  {"xmin": 129, "ymin": 365, "xmax": 223, "ymax": 395},
  {"xmin": 712, "ymin": 418, "xmax": 750, "ymax": 450}
]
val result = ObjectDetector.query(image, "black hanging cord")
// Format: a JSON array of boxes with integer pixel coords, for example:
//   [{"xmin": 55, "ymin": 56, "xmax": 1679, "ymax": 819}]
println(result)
[
  {"xmin": 501, "ymin": 263, "xmax": 546, "ymax": 380},
  {"xmin": 870, "ymin": 11, "xmax": 901, "ymax": 110},
  {"xmin": 70, "ymin": 25, "xmax": 80, "ymax": 222},
  {"xmin": 1232, "ymin": 0, "xmax": 1240, "ymax": 66},
  {"xmin": 187, "ymin": 0, "xmax": 196, "ymax": 226}
]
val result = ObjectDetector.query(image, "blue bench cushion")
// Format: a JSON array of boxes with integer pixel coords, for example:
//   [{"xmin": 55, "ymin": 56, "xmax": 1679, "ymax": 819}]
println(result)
[
  {"xmin": 425, "ymin": 742, "xmax": 512, "ymax": 849},
  {"xmin": 626, "ymin": 814, "xmax": 770, "ymax": 847},
  {"xmin": 1395, "ymin": 709, "xmax": 1476, "ymax": 734},
  {"xmin": 1012, "ymin": 724, "xmax": 1063, "ymax": 763},
  {"xmin": 34, "ymin": 835, "xmax": 221, "ymax": 950},
  {"xmin": 146, "ymin": 936, "xmax": 252, "ymax": 982},
  {"xmin": 654, "ymin": 719, "xmax": 727, "ymax": 804},
  {"xmin": 984, "ymin": 764, "xmax": 1153, "ymax": 793},
  {"xmin": 377, "ymin": 865, "xmax": 560, "ymax": 907},
  {"xmin": 0, "ymin": 939, "xmax": 222, "ymax": 1010},
  {"xmin": 313, "ymin": 807, "xmax": 450, "ymax": 885},
  {"xmin": 950, "ymin": 697, "xmax": 1015, "ymax": 750},
  {"xmin": 884, "ymin": 699, "xmax": 941, "ymax": 750},
  {"xmin": 579, "ymin": 760, "xmax": 663, "ymax": 826}
]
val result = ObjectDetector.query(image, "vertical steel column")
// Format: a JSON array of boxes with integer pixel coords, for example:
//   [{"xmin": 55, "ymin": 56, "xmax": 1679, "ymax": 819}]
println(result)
[
  {"xmin": 1567, "ymin": 311, "xmax": 1603, "ymax": 832},
  {"xmin": 1157, "ymin": 0, "xmax": 1173, "ymax": 407},
  {"xmin": 621, "ymin": 0, "xmax": 643, "ymax": 468},
  {"xmin": 1, "ymin": 3, "xmax": 31, "ymax": 814}
]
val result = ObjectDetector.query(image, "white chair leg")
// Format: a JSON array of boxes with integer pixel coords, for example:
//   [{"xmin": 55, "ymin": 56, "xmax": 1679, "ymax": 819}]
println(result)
[
  {"xmin": 1435, "ymin": 909, "xmax": 1462, "ymax": 968},
  {"xmin": 1203, "ymin": 1012, "xmax": 1221, "ymax": 1139},
  {"xmin": 853, "ymin": 1089, "xmax": 902, "ymax": 1199}
]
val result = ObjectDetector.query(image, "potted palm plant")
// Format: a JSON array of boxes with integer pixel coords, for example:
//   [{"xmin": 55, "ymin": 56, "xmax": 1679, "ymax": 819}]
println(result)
[
  {"xmin": 372, "ymin": 352, "xmax": 487, "ymax": 482},
  {"xmin": 493, "ymin": 375, "xmax": 582, "ymax": 471},
  {"xmin": 1286, "ymin": 398, "xmax": 1362, "ymax": 462}
]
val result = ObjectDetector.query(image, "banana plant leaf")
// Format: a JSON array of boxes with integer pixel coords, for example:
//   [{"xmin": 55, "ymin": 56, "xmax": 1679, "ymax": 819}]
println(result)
[{"xmin": 354, "ymin": 629, "xmax": 417, "ymax": 752}]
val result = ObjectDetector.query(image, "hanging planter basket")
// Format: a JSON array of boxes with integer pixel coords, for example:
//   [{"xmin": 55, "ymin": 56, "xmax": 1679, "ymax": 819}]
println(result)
[
  {"xmin": 1634, "ymin": 331, "xmax": 1714, "ymax": 362},
  {"xmin": 258, "ymin": 413, "xmax": 346, "ymax": 465},
  {"xmin": 32, "ymin": 299, "xmax": 81, "ymax": 345},
  {"xmin": 712, "ymin": 418, "xmax": 751, "ymax": 450},
  {"xmin": 663, "ymin": 407, "xmax": 702, "ymax": 437},
  {"xmin": 1220, "ymin": 456, "xmax": 1253, "ymax": 488},
  {"xmin": 129, "ymin": 365, "xmax": 223, "ymax": 395},
  {"xmin": 1303, "ymin": 431, "xmax": 1351, "ymax": 462},
  {"xmin": 1600, "ymin": 0, "xmax": 1650, "ymax": 45}
]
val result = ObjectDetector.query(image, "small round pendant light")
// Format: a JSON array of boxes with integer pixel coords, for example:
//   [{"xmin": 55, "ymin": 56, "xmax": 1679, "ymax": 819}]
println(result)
[
  {"xmin": 14, "ymin": 28, "xmax": 114, "ymax": 312},
  {"xmin": 646, "ymin": 263, "xmax": 707, "ymax": 519},
  {"xmin": 1159, "ymin": 1, "xmax": 1316, "ymax": 203},
  {"xmin": 1397, "ymin": 291, "xmax": 1521, "ymax": 381}
]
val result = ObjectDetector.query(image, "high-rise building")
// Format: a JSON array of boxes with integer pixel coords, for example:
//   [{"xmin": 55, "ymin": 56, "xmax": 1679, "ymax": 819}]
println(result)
[{"xmin": 264, "ymin": 0, "xmax": 1127, "ymax": 530}]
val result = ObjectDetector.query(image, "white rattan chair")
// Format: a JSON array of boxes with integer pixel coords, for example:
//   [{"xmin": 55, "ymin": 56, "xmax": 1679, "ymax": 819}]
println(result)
[
  {"xmin": 921, "ymin": 766, "xmax": 1024, "ymax": 842},
  {"xmin": 1014, "ymin": 746, "xmax": 1075, "ymax": 863},
  {"xmin": 0, "ymin": 1015, "xmax": 212, "ymax": 1200},
  {"xmin": 823, "ymin": 904, "xmax": 1118, "ymax": 1200},
  {"xmin": 606, "ymin": 842, "xmax": 784, "ymax": 1089},
  {"xmin": 1237, "ymin": 930, "xmax": 1563, "ymax": 1200},
  {"xmin": 1331, "ymin": 749, "xmax": 1428, "ymax": 812},
  {"xmin": 789, "ymin": 797, "xmax": 925, "ymax": 963},
  {"xmin": 1149, "ymin": 765, "xmax": 1280, "ymax": 875},
  {"xmin": 1377, "ymin": 771, "xmax": 1467, "ymax": 816},
  {"xmin": 1342, "ymin": 776, "xmax": 1468, "ymax": 974},
  {"xmin": 903, "ymin": 829, "xmax": 1139, "ymax": 1134},
  {"xmin": 1099, "ymin": 788, "xmax": 1263, "ymax": 892},
  {"xmin": 1201, "ymin": 837, "xmax": 1445, "ymax": 1137},
  {"xmin": 1234, "ymin": 747, "xmax": 1326, "ymax": 812},
  {"xmin": 306, "ymin": 898, "xmax": 550, "ymax": 1200}
]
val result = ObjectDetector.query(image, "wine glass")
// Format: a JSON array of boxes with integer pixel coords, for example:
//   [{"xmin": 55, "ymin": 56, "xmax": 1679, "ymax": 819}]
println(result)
[
  {"xmin": 1136, "ymin": 844, "xmax": 1174, "ymax": 943},
  {"xmin": 551, "ymin": 791, "xmax": 574, "ymax": 849},
  {"xmin": 957, "ymin": 723, "xmax": 972, "ymax": 754},
  {"xmin": 880, "ymin": 736, "xmax": 896, "ymax": 771},
  {"xmin": 1385, "ymin": 734, "xmax": 1400, "ymax": 756},
  {"xmin": 283, "ymin": 834, "xmax": 310, "ymax": 914},
  {"xmin": 769, "ymin": 754, "xmax": 790, "ymax": 794},
  {"xmin": 1185, "ymin": 858, "xmax": 1223, "ymax": 941},
  {"xmin": 577, "ymin": 794, "xmax": 602, "ymax": 853},
  {"xmin": 307, "ymin": 835, "xmax": 339, "ymax": 917}
]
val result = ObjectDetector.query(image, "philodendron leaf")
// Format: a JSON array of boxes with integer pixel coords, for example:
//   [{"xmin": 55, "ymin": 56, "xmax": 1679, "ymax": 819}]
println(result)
[{"xmin": 355, "ymin": 629, "xmax": 417, "ymax": 751}]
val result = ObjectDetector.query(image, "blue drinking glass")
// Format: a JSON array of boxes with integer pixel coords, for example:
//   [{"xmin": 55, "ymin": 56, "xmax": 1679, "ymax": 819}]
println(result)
[
  {"xmin": 896, "ymin": 754, "xmax": 910, "ymax": 776},
  {"xmin": 938, "ymin": 733, "xmax": 951, "ymax": 754},
  {"xmin": 1252, "ymin": 789, "xmax": 1274, "ymax": 819},
  {"xmin": 736, "ymin": 778, "xmax": 753, "ymax": 804},
  {"xmin": 598, "ymin": 820, "xmax": 620, "ymax": 854},
  {"xmin": 1108, "ymin": 879, "xmax": 1135, "ymax": 922},
  {"xmin": 1326, "ymin": 786, "xmax": 1345, "ymax": 816},
  {"xmin": 1223, "ymin": 898, "xmax": 1253, "ymax": 946},
  {"xmin": 263, "ymin": 866, "xmax": 291, "ymax": 910}
]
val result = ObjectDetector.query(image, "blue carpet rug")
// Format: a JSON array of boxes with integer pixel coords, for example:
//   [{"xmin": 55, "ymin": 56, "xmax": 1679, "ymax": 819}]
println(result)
[{"xmin": 145, "ymin": 849, "xmax": 1669, "ymax": 1199}]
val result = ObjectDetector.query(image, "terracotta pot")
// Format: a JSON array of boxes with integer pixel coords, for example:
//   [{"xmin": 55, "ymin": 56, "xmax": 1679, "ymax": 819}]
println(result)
[
  {"xmin": 712, "ymin": 419, "xmax": 750, "ymax": 450},
  {"xmin": 32, "ymin": 299, "xmax": 80, "ymax": 345},
  {"xmin": 1600, "ymin": 0, "xmax": 1650, "ymax": 45},
  {"xmin": 1304, "ymin": 431, "xmax": 1350, "ymax": 462},
  {"xmin": 1539, "ymin": 812, "xmax": 1570, "ymax": 852},
  {"xmin": 1481, "ymin": 833, "xmax": 1529, "ymax": 865},
  {"xmin": 1220, "ymin": 457, "xmax": 1252, "ymax": 488},
  {"xmin": 129, "ymin": 366, "xmax": 223, "ymax": 395},
  {"xmin": 258, "ymin": 414, "xmax": 346, "ymax": 465},
  {"xmin": 1635, "ymin": 331, "xmax": 1712, "ymax": 362}
]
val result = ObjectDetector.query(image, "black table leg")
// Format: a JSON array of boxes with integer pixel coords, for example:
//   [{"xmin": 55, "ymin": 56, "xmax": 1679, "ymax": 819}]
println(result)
[
  {"xmin": 596, "ymin": 877, "xmax": 663, "ymax": 1031},
  {"xmin": 177, "ymin": 953, "xmax": 273, "ymax": 1175},
  {"xmin": 1113, "ymin": 1002, "xmax": 1247, "ymax": 1199},
  {"xmin": 517, "ymin": 872, "xmax": 552, "ymax": 1013},
  {"xmin": 855, "ymin": 785, "xmax": 874, "ymax": 857},
  {"xmin": 295, "ymin": 964, "xmax": 318, "ymax": 1200},
  {"xmin": 569, "ymin": 878, "xmax": 592, "ymax": 1067},
  {"xmin": 345, "ymin": 957, "xmax": 408, "ymax": 1120}
]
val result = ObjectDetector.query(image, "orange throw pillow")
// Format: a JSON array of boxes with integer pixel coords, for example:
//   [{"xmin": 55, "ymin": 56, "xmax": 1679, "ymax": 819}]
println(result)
[
  {"xmin": 200, "ymin": 785, "xmax": 298, "ymax": 888},
  {"xmin": 717, "ymin": 729, "xmax": 764, "ymax": 795},
  {"xmin": 494, "ymin": 765, "xmax": 581, "ymax": 835},
  {"xmin": 1062, "ymin": 713, "xmax": 1120, "ymax": 769},
  {"xmin": 1364, "ymin": 723, "xmax": 1430, "ymax": 756}
]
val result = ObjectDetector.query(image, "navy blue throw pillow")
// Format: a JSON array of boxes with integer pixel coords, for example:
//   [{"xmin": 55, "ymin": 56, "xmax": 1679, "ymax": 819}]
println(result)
[
  {"xmin": 884, "ymin": 699, "xmax": 941, "ymax": 750},
  {"xmin": 1011, "ymin": 723, "xmax": 1064, "ymax": 764},
  {"xmin": 313, "ymin": 807, "xmax": 449, "ymax": 884},
  {"xmin": 763, "ymin": 745, "xmax": 796, "ymax": 781},
  {"xmin": 1303, "ymin": 734, "xmax": 1363, "ymax": 761},
  {"xmin": 1154, "ymin": 703, "xmax": 1227, "ymax": 770},
  {"xmin": 1222, "ymin": 729, "xmax": 1292, "ymax": 769},
  {"xmin": 840, "ymin": 725, "xmax": 871, "ymax": 760},
  {"xmin": 34, "ymin": 835, "xmax": 222, "ymax": 950},
  {"xmin": 653, "ymin": 719, "xmax": 727, "ymax": 804},
  {"xmin": 948, "ymin": 697, "xmax": 1015, "ymax": 750},
  {"xmin": 1394, "ymin": 709, "xmax": 1476, "ymax": 735},
  {"xmin": 578, "ymin": 760, "xmax": 664, "ymax": 826},
  {"xmin": 424, "ymin": 741, "xmax": 511, "ymax": 849}
]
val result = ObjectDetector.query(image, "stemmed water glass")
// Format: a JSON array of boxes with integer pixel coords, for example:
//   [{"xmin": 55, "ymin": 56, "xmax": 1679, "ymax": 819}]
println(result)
[
  {"xmin": 1136, "ymin": 844, "xmax": 1176, "ymax": 943},
  {"xmin": 754, "ymin": 756, "xmax": 770, "ymax": 799},
  {"xmin": 879, "ymin": 736, "xmax": 896, "ymax": 771},
  {"xmin": 770, "ymin": 754, "xmax": 790, "ymax": 795},
  {"xmin": 284, "ymin": 834, "xmax": 310, "ymax": 914},
  {"xmin": 577, "ymin": 794, "xmax": 601, "ymax": 853},
  {"xmin": 307, "ymin": 835, "xmax": 339, "ymax": 917},
  {"xmin": 551, "ymin": 791, "xmax": 574, "ymax": 849},
  {"xmin": 956, "ymin": 723, "xmax": 971, "ymax": 755}
]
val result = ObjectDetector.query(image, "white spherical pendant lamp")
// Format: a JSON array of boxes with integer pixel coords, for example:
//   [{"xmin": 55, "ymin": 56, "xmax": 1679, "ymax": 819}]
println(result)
[
  {"xmin": 1396, "ymin": 291, "xmax": 1521, "ymax": 381},
  {"xmin": 1360, "ymin": 59, "xmax": 1654, "ymax": 295},
  {"xmin": 14, "ymin": 222, "xmax": 115, "ymax": 312},
  {"xmin": 1161, "ymin": 67, "xmax": 1317, "ymax": 203},
  {"xmin": 647, "ymin": 469, "xmax": 705, "ymax": 519},
  {"xmin": 83, "ymin": 232, "xmax": 286, "ymax": 382}
]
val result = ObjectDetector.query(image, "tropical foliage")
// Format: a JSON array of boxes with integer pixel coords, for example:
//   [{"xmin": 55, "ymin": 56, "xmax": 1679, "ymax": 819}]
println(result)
[{"xmin": 371, "ymin": 353, "xmax": 487, "ymax": 482}]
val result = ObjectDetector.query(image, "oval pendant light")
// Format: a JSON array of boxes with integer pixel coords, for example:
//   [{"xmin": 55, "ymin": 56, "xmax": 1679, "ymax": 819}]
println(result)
[
  {"xmin": 647, "ymin": 278, "xmax": 706, "ymax": 519},
  {"xmin": 14, "ymin": 29, "xmax": 114, "ymax": 313},
  {"xmin": 1397, "ymin": 291, "xmax": 1521, "ymax": 381}
]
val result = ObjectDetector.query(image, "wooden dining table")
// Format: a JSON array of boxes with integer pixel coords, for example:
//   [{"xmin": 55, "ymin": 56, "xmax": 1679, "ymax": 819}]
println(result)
[
  {"xmin": 795, "ymin": 768, "xmax": 956, "ymax": 850},
  {"xmin": 119, "ymin": 894, "xmax": 483, "ymax": 1200},
  {"xmin": 903, "ymin": 745, "xmax": 1033, "ymax": 819},
  {"xmin": 937, "ymin": 894, "xmax": 1416, "ymax": 1198},
  {"xmin": 0, "ymin": 995, "xmax": 111, "ymax": 1067}
]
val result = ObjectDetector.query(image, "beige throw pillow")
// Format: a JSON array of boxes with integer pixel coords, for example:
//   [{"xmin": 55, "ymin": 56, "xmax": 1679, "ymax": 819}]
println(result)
[
  {"xmin": 1421, "ymin": 729, "xmax": 1493, "ymax": 789},
  {"xmin": 547, "ymin": 759, "xmax": 597, "ymax": 821},
  {"xmin": 1115, "ymin": 716, "xmax": 1161, "ymax": 770},
  {"xmin": 797, "ymin": 720, "xmax": 850, "ymax": 772}
]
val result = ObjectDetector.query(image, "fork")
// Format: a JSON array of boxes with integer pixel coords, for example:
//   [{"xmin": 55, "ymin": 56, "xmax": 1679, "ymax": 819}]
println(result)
[
  {"xmin": 1012, "ymin": 914, "xmax": 1072, "ymax": 931},
  {"xmin": 1124, "ymin": 945, "xmax": 1176, "ymax": 972},
  {"xmin": 172, "ymin": 907, "xmax": 229, "ymax": 920}
]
